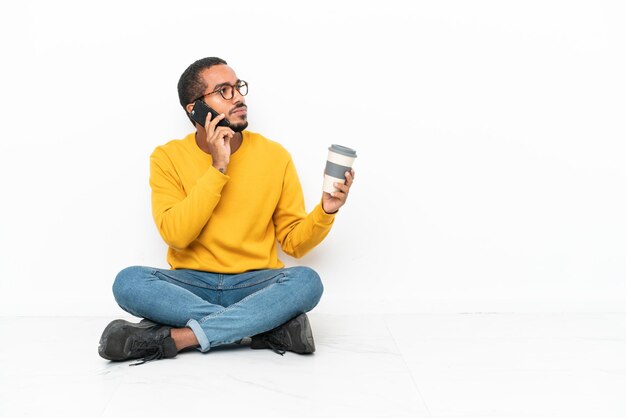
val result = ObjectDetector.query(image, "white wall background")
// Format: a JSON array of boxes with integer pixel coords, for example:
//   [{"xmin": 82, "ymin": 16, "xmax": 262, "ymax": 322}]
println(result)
[{"xmin": 1, "ymin": 0, "xmax": 624, "ymax": 316}]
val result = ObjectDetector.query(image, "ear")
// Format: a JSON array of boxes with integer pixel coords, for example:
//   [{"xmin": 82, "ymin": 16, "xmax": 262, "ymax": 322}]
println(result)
[{"xmin": 185, "ymin": 102, "xmax": 196, "ymax": 115}]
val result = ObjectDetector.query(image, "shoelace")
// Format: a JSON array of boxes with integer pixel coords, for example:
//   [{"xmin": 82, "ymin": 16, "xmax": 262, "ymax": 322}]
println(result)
[
  {"xmin": 129, "ymin": 338, "xmax": 166, "ymax": 366},
  {"xmin": 262, "ymin": 335, "xmax": 288, "ymax": 355}
]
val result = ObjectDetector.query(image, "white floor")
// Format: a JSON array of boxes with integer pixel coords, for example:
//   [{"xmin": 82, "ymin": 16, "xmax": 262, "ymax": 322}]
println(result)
[{"xmin": 0, "ymin": 313, "xmax": 624, "ymax": 418}]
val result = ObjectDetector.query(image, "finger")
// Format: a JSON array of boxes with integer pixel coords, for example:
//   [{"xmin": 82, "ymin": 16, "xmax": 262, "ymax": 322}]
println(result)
[
  {"xmin": 214, "ymin": 126, "xmax": 234, "ymax": 137},
  {"xmin": 203, "ymin": 110, "xmax": 214, "ymax": 132},
  {"xmin": 210, "ymin": 126, "xmax": 234, "ymax": 145},
  {"xmin": 208, "ymin": 113, "xmax": 227, "ymax": 134},
  {"xmin": 344, "ymin": 171, "xmax": 354, "ymax": 187},
  {"xmin": 334, "ymin": 182, "xmax": 349, "ymax": 194},
  {"xmin": 331, "ymin": 190, "xmax": 347, "ymax": 200}
]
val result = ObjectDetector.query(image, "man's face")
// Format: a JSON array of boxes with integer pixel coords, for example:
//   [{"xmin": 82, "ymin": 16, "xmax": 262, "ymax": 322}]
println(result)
[{"xmin": 195, "ymin": 64, "xmax": 248, "ymax": 132}]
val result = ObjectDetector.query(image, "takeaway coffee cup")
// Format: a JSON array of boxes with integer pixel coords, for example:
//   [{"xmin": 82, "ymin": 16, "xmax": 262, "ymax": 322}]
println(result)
[{"xmin": 323, "ymin": 144, "xmax": 357, "ymax": 193}]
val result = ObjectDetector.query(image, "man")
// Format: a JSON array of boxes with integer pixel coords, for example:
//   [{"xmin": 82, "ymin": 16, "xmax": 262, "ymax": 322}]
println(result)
[{"xmin": 98, "ymin": 57, "xmax": 355, "ymax": 365}]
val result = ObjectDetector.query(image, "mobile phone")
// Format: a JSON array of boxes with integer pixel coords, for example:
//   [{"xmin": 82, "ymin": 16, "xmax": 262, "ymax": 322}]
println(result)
[{"xmin": 190, "ymin": 100, "xmax": 230, "ymax": 128}]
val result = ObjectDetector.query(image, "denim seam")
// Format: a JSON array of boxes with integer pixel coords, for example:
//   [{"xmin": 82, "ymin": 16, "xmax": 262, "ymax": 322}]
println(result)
[
  {"xmin": 153, "ymin": 270, "xmax": 219, "ymax": 290},
  {"xmin": 222, "ymin": 272, "xmax": 286, "ymax": 290},
  {"xmin": 197, "ymin": 274, "xmax": 286, "ymax": 325}
]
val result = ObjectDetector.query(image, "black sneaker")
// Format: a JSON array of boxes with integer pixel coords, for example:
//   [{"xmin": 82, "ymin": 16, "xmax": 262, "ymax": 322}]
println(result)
[
  {"xmin": 250, "ymin": 313, "xmax": 316, "ymax": 355},
  {"xmin": 98, "ymin": 319, "xmax": 177, "ymax": 366}
]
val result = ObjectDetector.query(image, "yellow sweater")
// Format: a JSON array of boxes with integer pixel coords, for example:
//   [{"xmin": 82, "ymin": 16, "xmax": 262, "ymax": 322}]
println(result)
[{"xmin": 149, "ymin": 131, "xmax": 335, "ymax": 273}]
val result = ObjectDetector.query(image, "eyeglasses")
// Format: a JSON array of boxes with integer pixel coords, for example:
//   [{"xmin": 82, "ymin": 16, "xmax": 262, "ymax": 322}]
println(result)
[{"xmin": 192, "ymin": 80, "xmax": 248, "ymax": 102}]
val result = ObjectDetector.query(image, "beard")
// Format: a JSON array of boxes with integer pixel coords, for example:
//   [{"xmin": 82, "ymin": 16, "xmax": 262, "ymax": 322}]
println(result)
[
  {"xmin": 229, "ymin": 120, "xmax": 248, "ymax": 133},
  {"xmin": 228, "ymin": 104, "xmax": 248, "ymax": 132}
]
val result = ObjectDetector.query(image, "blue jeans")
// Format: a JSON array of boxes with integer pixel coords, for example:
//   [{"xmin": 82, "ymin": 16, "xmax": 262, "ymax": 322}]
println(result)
[{"xmin": 112, "ymin": 266, "xmax": 324, "ymax": 352}]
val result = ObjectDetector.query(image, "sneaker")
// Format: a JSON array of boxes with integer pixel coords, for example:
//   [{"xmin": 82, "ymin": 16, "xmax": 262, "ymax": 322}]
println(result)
[
  {"xmin": 250, "ymin": 313, "xmax": 316, "ymax": 355},
  {"xmin": 98, "ymin": 319, "xmax": 177, "ymax": 366}
]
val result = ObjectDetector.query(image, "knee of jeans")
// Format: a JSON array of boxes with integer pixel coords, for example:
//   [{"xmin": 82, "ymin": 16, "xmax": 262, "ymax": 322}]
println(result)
[
  {"xmin": 291, "ymin": 266, "xmax": 324, "ymax": 306},
  {"xmin": 112, "ymin": 266, "xmax": 149, "ymax": 306}
]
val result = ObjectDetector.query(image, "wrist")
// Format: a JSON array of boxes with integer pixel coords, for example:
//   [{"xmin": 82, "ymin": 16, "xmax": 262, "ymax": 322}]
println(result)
[
  {"xmin": 212, "ymin": 163, "xmax": 227, "ymax": 174},
  {"xmin": 321, "ymin": 201, "xmax": 338, "ymax": 215}
]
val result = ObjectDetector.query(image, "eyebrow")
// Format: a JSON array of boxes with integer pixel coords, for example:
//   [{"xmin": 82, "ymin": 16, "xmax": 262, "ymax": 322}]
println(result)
[{"xmin": 212, "ymin": 79, "xmax": 242, "ymax": 91}]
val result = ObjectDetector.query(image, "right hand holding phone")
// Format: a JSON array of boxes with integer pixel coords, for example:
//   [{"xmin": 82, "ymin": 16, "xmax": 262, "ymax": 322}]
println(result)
[{"xmin": 203, "ymin": 112, "xmax": 234, "ymax": 173}]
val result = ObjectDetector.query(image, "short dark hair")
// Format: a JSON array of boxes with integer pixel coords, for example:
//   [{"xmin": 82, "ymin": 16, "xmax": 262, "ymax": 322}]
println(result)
[{"xmin": 177, "ymin": 57, "xmax": 228, "ymax": 126}]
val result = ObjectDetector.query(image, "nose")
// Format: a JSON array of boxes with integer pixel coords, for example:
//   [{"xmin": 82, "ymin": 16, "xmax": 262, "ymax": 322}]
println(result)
[
  {"xmin": 231, "ymin": 93, "xmax": 245, "ymax": 107},
  {"xmin": 232, "ymin": 88, "xmax": 245, "ymax": 101}
]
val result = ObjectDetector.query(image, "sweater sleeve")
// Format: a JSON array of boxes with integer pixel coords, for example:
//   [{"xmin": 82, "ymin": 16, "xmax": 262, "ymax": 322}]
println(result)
[
  {"xmin": 273, "ymin": 158, "xmax": 335, "ymax": 258},
  {"xmin": 149, "ymin": 148, "xmax": 228, "ymax": 250}
]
